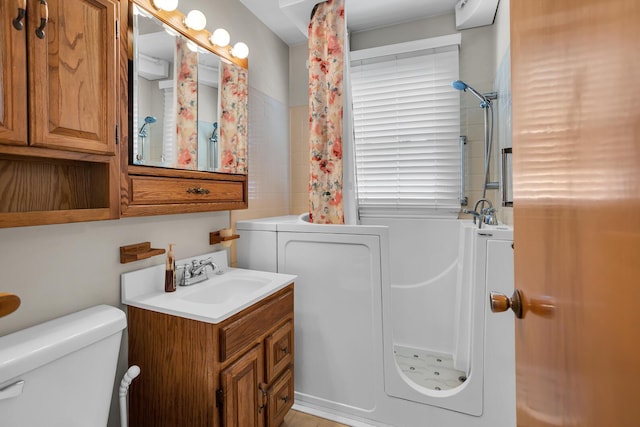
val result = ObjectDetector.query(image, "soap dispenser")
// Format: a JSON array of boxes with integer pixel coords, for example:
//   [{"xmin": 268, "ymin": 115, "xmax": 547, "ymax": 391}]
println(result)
[{"xmin": 164, "ymin": 244, "xmax": 176, "ymax": 292}]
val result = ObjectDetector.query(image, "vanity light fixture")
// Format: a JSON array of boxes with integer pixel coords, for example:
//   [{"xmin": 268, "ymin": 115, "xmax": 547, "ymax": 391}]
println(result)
[
  {"xmin": 152, "ymin": 0, "xmax": 178, "ymax": 12},
  {"xmin": 183, "ymin": 9, "xmax": 207, "ymax": 31},
  {"xmin": 210, "ymin": 28, "xmax": 230, "ymax": 47},
  {"xmin": 231, "ymin": 42, "xmax": 249, "ymax": 59}
]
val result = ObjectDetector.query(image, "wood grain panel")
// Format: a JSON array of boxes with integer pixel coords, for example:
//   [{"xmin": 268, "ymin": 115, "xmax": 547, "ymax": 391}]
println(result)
[
  {"xmin": 220, "ymin": 290, "xmax": 294, "ymax": 362},
  {"xmin": 128, "ymin": 307, "xmax": 218, "ymax": 427},
  {"xmin": 511, "ymin": 1, "xmax": 640, "ymax": 426},
  {"xmin": 0, "ymin": 157, "xmax": 109, "ymax": 212},
  {"xmin": 28, "ymin": 0, "xmax": 117, "ymax": 155},
  {"xmin": 0, "ymin": 0, "xmax": 27, "ymax": 146}
]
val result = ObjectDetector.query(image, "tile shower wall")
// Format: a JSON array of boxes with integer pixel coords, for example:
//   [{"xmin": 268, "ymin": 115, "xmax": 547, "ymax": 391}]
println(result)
[
  {"xmin": 230, "ymin": 87, "xmax": 290, "ymax": 264},
  {"xmin": 290, "ymin": 105, "xmax": 310, "ymax": 215}
]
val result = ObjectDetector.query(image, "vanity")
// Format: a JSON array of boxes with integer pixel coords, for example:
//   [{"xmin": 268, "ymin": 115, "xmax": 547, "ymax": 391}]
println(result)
[{"xmin": 122, "ymin": 252, "xmax": 296, "ymax": 427}]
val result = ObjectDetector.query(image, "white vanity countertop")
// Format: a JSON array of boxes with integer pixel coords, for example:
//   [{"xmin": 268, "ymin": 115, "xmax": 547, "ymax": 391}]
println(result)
[{"xmin": 121, "ymin": 251, "xmax": 296, "ymax": 324}]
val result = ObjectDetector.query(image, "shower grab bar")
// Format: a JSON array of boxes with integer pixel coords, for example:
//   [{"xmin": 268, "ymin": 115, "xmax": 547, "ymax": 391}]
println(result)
[{"xmin": 459, "ymin": 136, "xmax": 468, "ymax": 206}]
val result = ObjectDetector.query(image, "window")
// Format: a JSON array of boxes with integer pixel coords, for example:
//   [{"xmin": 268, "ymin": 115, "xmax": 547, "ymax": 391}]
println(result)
[{"xmin": 351, "ymin": 37, "xmax": 461, "ymax": 218}]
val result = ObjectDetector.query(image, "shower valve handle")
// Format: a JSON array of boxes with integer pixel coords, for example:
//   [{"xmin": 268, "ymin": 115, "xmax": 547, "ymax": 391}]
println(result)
[{"xmin": 489, "ymin": 290, "xmax": 523, "ymax": 319}]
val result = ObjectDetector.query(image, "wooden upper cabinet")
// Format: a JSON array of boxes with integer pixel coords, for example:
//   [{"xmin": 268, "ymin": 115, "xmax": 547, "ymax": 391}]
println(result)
[
  {"xmin": 0, "ymin": 0, "xmax": 120, "ymax": 228},
  {"xmin": 28, "ymin": 0, "xmax": 117, "ymax": 155},
  {"xmin": 0, "ymin": 0, "xmax": 28, "ymax": 146},
  {"xmin": 0, "ymin": 0, "xmax": 117, "ymax": 154}
]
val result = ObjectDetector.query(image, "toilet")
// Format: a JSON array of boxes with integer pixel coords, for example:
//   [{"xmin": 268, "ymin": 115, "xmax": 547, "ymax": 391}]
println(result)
[{"xmin": 0, "ymin": 305, "xmax": 126, "ymax": 427}]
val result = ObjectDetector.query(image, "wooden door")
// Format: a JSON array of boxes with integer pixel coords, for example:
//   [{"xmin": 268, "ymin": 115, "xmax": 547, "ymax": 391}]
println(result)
[
  {"xmin": 221, "ymin": 345, "xmax": 265, "ymax": 427},
  {"xmin": 510, "ymin": 0, "xmax": 640, "ymax": 426},
  {"xmin": 0, "ymin": 0, "xmax": 28, "ymax": 146},
  {"xmin": 28, "ymin": 0, "xmax": 117, "ymax": 155}
]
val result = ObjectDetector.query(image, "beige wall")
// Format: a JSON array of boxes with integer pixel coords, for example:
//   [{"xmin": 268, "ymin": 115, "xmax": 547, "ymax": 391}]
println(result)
[{"xmin": 0, "ymin": 0, "xmax": 289, "ymax": 425}]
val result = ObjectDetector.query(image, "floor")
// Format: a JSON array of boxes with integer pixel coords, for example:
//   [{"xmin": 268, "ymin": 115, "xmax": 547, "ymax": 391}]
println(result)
[
  {"xmin": 282, "ymin": 410, "xmax": 350, "ymax": 427},
  {"xmin": 394, "ymin": 345, "xmax": 467, "ymax": 391}
]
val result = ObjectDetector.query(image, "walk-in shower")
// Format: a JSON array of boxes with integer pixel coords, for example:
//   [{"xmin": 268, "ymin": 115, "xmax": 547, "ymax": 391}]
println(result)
[
  {"xmin": 236, "ymin": 216, "xmax": 515, "ymax": 427},
  {"xmin": 451, "ymin": 80, "xmax": 498, "ymax": 198}
]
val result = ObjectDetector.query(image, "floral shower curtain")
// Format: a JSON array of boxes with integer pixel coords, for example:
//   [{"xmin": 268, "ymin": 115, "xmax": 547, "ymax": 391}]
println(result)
[
  {"xmin": 218, "ymin": 62, "xmax": 248, "ymax": 174},
  {"xmin": 308, "ymin": 0, "xmax": 345, "ymax": 224},
  {"xmin": 176, "ymin": 38, "xmax": 198, "ymax": 169}
]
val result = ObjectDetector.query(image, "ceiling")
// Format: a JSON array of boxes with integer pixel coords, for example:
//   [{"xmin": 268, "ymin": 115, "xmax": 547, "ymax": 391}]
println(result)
[{"xmin": 239, "ymin": 0, "xmax": 461, "ymax": 46}]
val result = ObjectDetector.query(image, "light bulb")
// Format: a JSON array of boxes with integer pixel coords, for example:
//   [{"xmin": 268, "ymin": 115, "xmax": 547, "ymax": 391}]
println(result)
[
  {"xmin": 152, "ymin": 0, "xmax": 178, "ymax": 12},
  {"xmin": 186, "ymin": 40, "xmax": 198, "ymax": 52},
  {"xmin": 183, "ymin": 10, "xmax": 206, "ymax": 31},
  {"xmin": 210, "ymin": 28, "xmax": 230, "ymax": 47},
  {"xmin": 231, "ymin": 42, "xmax": 249, "ymax": 59},
  {"xmin": 163, "ymin": 23, "xmax": 179, "ymax": 37}
]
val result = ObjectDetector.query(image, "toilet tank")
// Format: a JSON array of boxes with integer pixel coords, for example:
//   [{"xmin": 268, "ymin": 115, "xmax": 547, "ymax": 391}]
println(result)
[{"xmin": 0, "ymin": 305, "xmax": 126, "ymax": 427}]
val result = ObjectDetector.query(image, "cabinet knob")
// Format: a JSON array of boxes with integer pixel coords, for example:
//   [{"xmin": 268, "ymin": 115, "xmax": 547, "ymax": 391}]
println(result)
[
  {"xmin": 12, "ymin": 0, "xmax": 26, "ymax": 31},
  {"xmin": 280, "ymin": 346, "xmax": 288, "ymax": 354},
  {"xmin": 281, "ymin": 395, "xmax": 289, "ymax": 403}
]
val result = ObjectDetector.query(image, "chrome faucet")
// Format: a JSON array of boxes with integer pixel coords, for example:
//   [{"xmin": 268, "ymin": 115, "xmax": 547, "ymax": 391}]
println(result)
[
  {"xmin": 463, "ymin": 198, "xmax": 498, "ymax": 228},
  {"xmin": 177, "ymin": 257, "xmax": 218, "ymax": 286}
]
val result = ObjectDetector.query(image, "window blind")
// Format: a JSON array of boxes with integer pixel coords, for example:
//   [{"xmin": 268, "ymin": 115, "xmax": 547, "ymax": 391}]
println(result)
[{"xmin": 351, "ymin": 45, "xmax": 461, "ymax": 218}]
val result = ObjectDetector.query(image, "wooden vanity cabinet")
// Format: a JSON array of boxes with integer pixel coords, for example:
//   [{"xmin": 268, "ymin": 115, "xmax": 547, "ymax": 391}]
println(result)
[
  {"xmin": 0, "ymin": 0, "xmax": 121, "ymax": 227},
  {"xmin": 127, "ymin": 285, "xmax": 295, "ymax": 427}
]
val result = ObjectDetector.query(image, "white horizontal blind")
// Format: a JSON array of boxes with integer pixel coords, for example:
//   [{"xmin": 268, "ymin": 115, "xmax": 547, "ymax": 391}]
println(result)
[{"xmin": 351, "ymin": 45, "xmax": 461, "ymax": 218}]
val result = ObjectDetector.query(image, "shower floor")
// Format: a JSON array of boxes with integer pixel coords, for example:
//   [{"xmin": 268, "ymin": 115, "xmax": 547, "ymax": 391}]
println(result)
[{"xmin": 394, "ymin": 345, "xmax": 467, "ymax": 391}]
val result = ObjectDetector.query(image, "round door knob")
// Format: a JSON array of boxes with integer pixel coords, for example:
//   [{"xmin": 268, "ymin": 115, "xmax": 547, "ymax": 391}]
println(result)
[{"xmin": 489, "ymin": 289, "xmax": 523, "ymax": 319}]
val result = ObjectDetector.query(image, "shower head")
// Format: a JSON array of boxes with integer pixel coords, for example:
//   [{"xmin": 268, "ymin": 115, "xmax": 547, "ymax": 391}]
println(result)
[
  {"xmin": 210, "ymin": 122, "xmax": 218, "ymax": 143},
  {"xmin": 451, "ymin": 80, "xmax": 468, "ymax": 91},
  {"xmin": 138, "ymin": 116, "xmax": 157, "ymax": 138},
  {"xmin": 451, "ymin": 80, "xmax": 490, "ymax": 106}
]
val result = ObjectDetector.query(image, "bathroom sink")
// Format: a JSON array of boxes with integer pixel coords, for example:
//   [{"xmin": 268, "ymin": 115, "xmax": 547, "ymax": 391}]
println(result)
[
  {"xmin": 121, "ymin": 250, "xmax": 296, "ymax": 324},
  {"xmin": 180, "ymin": 277, "xmax": 271, "ymax": 304}
]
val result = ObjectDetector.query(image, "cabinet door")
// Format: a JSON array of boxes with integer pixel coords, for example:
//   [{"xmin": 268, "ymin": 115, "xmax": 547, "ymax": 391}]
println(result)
[
  {"xmin": 0, "ymin": 0, "xmax": 28, "ymax": 146},
  {"xmin": 27, "ymin": 0, "xmax": 117, "ymax": 155},
  {"xmin": 221, "ymin": 345, "xmax": 265, "ymax": 427}
]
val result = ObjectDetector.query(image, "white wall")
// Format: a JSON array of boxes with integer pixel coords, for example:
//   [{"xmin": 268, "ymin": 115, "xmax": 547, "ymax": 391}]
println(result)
[
  {"xmin": 493, "ymin": 0, "xmax": 510, "ymax": 75},
  {"xmin": 0, "ymin": 0, "xmax": 290, "ymax": 425}
]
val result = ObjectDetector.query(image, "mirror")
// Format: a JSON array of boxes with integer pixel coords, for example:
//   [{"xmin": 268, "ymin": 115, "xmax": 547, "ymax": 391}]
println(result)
[{"xmin": 131, "ymin": 4, "xmax": 248, "ymax": 174}]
